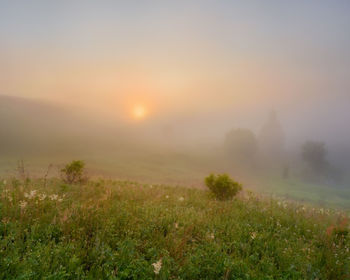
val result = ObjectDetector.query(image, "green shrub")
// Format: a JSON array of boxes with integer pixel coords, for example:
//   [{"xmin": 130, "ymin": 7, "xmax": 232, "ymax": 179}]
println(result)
[
  {"xmin": 60, "ymin": 160, "xmax": 86, "ymax": 184},
  {"xmin": 205, "ymin": 173, "xmax": 242, "ymax": 200}
]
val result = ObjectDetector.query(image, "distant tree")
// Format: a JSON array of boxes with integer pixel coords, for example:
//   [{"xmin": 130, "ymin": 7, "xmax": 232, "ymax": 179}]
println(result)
[
  {"xmin": 224, "ymin": 128, "xmax": 258, "ymax": 165},
  {"xmin": 258, "ymin": 110, "xmax": 285, "ymax": 163},
  {"xmin": 282, "ymin": 165, "xmax": 289, "ymax": 179},
  {"xmin": 302, "ymin": 141, "xmax": 329, "ymax": 175}
]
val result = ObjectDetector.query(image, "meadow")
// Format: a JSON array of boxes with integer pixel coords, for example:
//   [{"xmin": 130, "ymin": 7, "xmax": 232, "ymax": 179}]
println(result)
[
  {"xmin": 1, "ymin": 155, "xmax": 349, "ymax": 210},
  {"xmin": 0, "ymin": 176, "xmax": 349, "ymax": 279}
]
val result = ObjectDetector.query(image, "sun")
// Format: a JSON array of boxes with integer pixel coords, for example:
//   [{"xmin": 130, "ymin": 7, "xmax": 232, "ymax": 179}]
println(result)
[{"xmin": 132, "ymin": 105, "xmax": 147, "ymax": 120}]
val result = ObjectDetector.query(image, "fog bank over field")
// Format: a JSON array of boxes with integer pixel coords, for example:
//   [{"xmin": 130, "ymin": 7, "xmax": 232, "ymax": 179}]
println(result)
[
  {"xmin": 1, "ymin": 94, "xmax": 350, "ymax": 179},
  {"xmin": 1, "ymin": 1, "xmax": 350, "ymax": 205}
]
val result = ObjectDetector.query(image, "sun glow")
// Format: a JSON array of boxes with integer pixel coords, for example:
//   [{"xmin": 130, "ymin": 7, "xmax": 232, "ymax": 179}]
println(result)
[{"xmin": 132, "ymin": 105, "xmax": 147, "ymax": 120}]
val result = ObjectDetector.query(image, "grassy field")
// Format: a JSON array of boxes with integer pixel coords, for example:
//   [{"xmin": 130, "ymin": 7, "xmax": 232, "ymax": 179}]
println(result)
[
  {"xmin": 0, "ymin": 177, "xmax": 349, "ymax": 279},
  {"xmin": 256, "ymin": 176, "xmax": 350, "ymax": 210},
  {"xmin": 1, "ymin": 155, "xmax": 349, "ymax": 210}
]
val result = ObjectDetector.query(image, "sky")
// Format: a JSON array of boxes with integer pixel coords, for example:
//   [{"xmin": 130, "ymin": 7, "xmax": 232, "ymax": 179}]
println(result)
[{"xmin": 1, "ymin": 1, "xmax": 350, "ymax": 138}]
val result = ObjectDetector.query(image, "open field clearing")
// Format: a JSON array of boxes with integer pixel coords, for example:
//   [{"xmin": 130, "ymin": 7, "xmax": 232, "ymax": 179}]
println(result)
[{"xmin": 1, "ymin": 178, "xmax": 349, "ymax": 279}]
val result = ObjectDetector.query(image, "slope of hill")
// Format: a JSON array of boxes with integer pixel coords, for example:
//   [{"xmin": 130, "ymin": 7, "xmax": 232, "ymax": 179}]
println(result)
[
  {"xmin": 0, "ymin": 95, "xmax": 136, "ymax": 157},
  {"xmin": 0, "ymin": 177, "xmax": 349, "ymax": 279},
  {"xmin": 0, "ymin": 95, "xmax": 89, "ymax": 155},
  {"xmin": 1, "ymin": 95, "xmax": 349, "ymax": 212}
]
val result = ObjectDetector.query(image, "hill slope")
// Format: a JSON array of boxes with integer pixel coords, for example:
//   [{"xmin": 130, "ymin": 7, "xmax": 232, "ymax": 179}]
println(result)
[
  {"xmin": 0, "ymin": 95, "xmax": 136, "ymax": 157},
  {"xmin": 0, "ymin": 178, "xmax": 349, "ymax": 279}
]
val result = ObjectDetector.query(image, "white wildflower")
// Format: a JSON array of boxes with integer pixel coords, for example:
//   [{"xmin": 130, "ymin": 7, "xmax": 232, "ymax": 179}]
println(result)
[
  {"xmin": 38, "ymin": 194, "xmax": 47, "ymax": 201},
  {"xmin": 8, "ymin": 196, "xmax": 13, "ymax": 202},
  {"xmin": 165, "ymin": 195, "xmax": 169, "ymax": 199},
  {"xmin": 58, "ymin": 198, "xmax": 63, "ymax": 202},
  {"xmin": 19, "ymin": 200, "xmax": 27, "ymax": 209},
  {"xmin": 24, "ymin": 190, "xmax": 37, "ymax": 199},
  {"xmin": 29, "ymin": 190, "xmax": 37, "ymax": 199},
  {"xmin": 3, "ymin": 180, "xmax": 7, "ymax": 185},
  {"xmin": 178, "ymin": 197, "xmax": 184, "ymax": 202},
  {"xmin": 174, "ymin": 223, "xmax": 179, "ymax": 229},
  {"xmin": 250, "ymin": 232, "xmax": 257, "ymax": 240},
  {"xmin": 152, "ymin": 259, "xmax": 162, "ymax": 275},
  {"xmin": 49, "ymin": 194, "xmax": 58, "ymax": 201}
]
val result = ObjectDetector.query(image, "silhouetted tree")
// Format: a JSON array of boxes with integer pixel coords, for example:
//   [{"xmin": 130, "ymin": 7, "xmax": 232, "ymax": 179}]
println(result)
[
  {"xmin": 302, "ymin": 141, "xmax": 328, "ymax": 174},
  {"xmin": 258, "ymin": 110, "xmax": 285, "ymax": 164},
  {"xmin": 302, "ymin": 141, "xmax": 344, "ymax": 184},
  {"xmin": 224, "ymin": 128, "xmax": 258, "ymax": 165}
]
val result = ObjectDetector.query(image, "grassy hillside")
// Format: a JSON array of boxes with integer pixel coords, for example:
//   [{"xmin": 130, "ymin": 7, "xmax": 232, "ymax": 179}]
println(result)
[
  {"xmin": 1, "ymin": 157, "xmax": 350, "ymax": 210},
  {"xmin": 0, "ymin": 177, "xmax": 349, "ymax": 279}
]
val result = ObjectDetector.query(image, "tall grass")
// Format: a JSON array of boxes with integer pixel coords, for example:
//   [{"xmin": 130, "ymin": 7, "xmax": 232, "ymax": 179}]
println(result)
[{"xmin": 0, "ymin": 177, "xmax": 349, "ymax": 279}]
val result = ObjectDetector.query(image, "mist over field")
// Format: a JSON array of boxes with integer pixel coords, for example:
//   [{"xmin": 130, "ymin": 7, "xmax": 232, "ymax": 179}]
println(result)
[{"xmin": 1, "ymin": 1, "xmax": 350, "ymax": 207}]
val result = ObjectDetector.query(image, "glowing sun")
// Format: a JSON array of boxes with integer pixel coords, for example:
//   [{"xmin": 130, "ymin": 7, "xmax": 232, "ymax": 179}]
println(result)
[{"xmin": 132, "ymin": 105, "xmax": 147, "ymax": 120}]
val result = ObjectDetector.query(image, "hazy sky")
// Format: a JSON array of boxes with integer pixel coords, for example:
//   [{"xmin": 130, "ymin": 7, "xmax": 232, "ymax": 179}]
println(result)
[{"xmin": 1, "ymin": 1, "xmax": 350, "ymax": 126}]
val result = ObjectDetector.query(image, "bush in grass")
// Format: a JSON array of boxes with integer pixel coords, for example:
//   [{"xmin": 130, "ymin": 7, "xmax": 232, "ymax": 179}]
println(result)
[
  {"xmin": 205, "ymin": 173, "xmax": 242, "ymax": 200},
  {"xmin": 61, "ymin": 160, "xmax": 86, "ymax": 184}
]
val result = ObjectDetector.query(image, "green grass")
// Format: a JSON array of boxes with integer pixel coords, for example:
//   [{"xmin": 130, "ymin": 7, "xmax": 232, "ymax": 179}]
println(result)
[
  {"xmin": 256, "ymin": 176, "xmax": 350, "ymax": 210},
  {"xmin": 2, "ymin": 155, "xmax": 349, "ymax": 209},
  {"xmin": 0, "ymin": 177, "xmax": 349, "ymax": 279}
]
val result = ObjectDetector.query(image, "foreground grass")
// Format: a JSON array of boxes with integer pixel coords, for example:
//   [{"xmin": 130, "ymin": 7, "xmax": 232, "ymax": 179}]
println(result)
[{"xmin": 0, "ymin": 178, "xmax": 349, "ymax": 279}]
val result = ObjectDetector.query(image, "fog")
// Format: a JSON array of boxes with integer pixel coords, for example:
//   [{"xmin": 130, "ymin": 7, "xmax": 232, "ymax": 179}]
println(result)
[{"xmin": 1, "ymin": 1, "xmax": 350, "ymax": 205}]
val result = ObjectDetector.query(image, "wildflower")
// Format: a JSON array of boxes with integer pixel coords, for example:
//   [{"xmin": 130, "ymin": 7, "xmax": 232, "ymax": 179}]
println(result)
[
  {"xmin": 38, "ymin": 194, "xmax": 47, "ymax": 201},
  {"xmin": 174, "ymin": 223, "xmax": 179, "ymax": 229},
  {"xmin": 165, "ymin": 195, "xmax": 169, "ymax": 199},
  {"xmin": 209, "ymin": 233, "xmax": 215, "ymax": 239},
  {"xmin": 250, "ymin": 232, "xmax": 257, "ymax": 240},
  {"xmin": 19, "ymin": 200, "xmax": 27, "ymax": 209},
  {"xmin": 152, "ymin": 259, "xmax": 162, "ymax": 275},
  {"xmin": 29, "ymin": 190, "xmax": 37, "ymax": 199},
  {"xmin": 58, "ymin": 198, "xmax": 63, "ymax": 202},
  {"xmin": 8, "ymin": 196, "xmax": 13, "ymax": 202},
  {"xmin": 178, "ymin": 197, "xmax": 184, "ymax": 202},
  {"xmin": 3, "ymin": 180, "xmax": 7, "ymax": 185},
  {"xmin": 24, "ymin": 190, "xmax": 37, "ymax": 199},
  {"xmin": 49, "ymin": 194, "xmax": 58, "ymax": 201}
]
